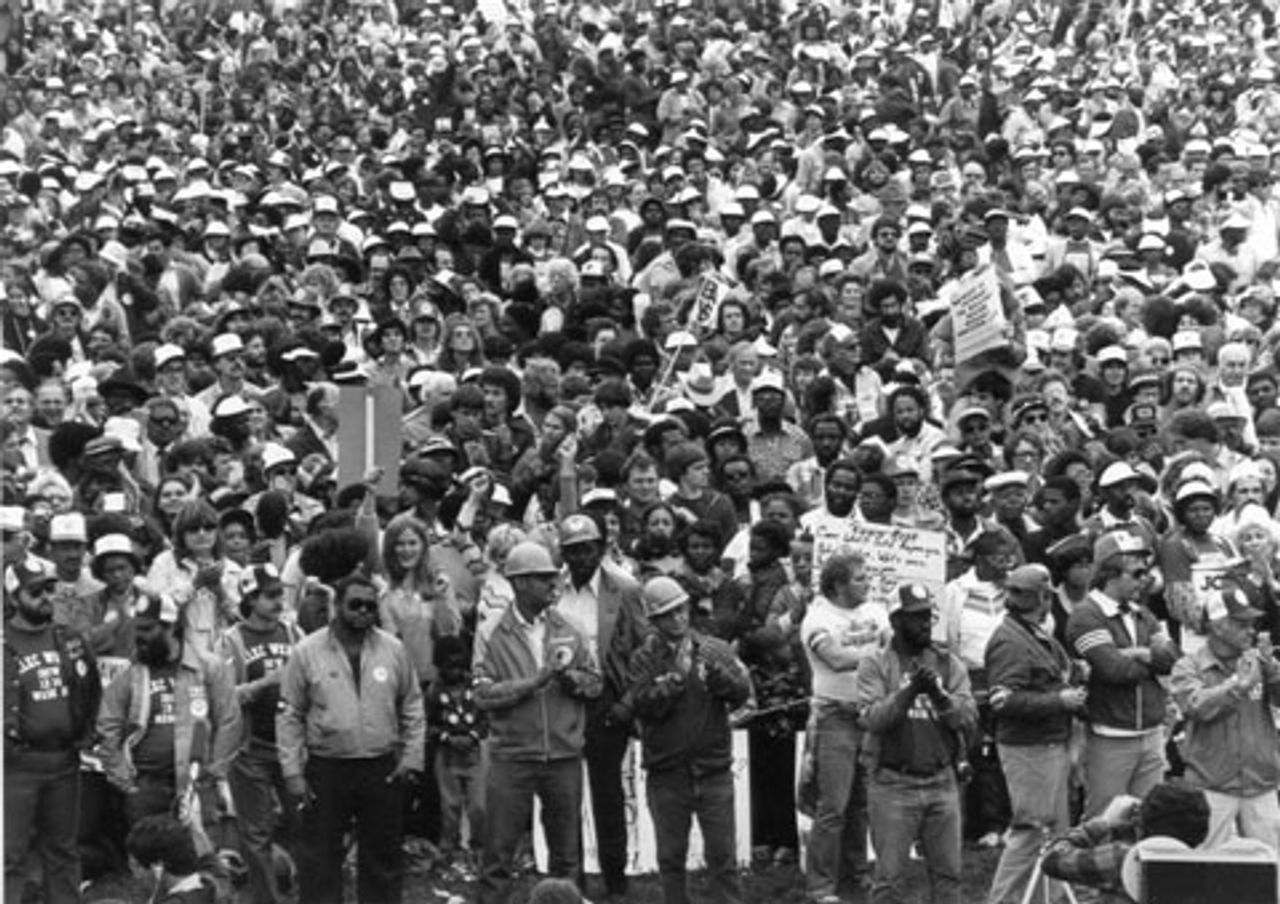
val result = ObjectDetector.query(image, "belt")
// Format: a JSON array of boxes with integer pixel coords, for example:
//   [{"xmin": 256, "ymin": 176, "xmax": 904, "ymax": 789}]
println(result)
[{"xmin": 879, "ymin": 763, "xmax": 949, "ymax": 779}]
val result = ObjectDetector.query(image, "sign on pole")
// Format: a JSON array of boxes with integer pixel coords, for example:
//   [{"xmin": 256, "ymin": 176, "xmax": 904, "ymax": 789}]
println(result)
[{"xmin": 336, "ymin": 385, "xmax": 401, "ymax": 496}]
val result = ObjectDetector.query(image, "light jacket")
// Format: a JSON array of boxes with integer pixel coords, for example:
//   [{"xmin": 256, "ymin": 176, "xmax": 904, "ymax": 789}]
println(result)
[
  {"xmin": 1170, "ymin": 644, "xmax": 1280, "ymax": 797},
  {"xmin": 472, "ymin": 605, "xmax": 602, "ymax": 761},
  {"xmin": 276, "ymin": 625, "xmax": 426, "ymax": 778},
  {"xmin": 96, "ymin": 642, "xmax": 240, "ymax": 795}
]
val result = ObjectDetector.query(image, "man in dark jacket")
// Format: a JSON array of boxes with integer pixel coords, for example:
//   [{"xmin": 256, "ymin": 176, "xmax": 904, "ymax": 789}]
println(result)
[
  {"xmin": 629, "ymin": 576, "xmax": 752, "ymax": 904},
  {"xmin": 984, "ymin": 565, "xmax": 1088, "ymax": 904},
  {"xmin": 1067, "ymin": 531, "xmax": 1180, "ymax": 818},
  {"xmin": 4, "ymin": 558, "xmax": 102, "ymax": 904}
]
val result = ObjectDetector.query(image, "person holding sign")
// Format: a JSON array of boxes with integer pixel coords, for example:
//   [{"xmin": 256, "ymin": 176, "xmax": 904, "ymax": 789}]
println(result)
[
  {"xmin": 1169, "ymin": 586, "xmax": 1280, "ymax": 852},
  {"xmin": 4, "ymin": 558, "xmax": 102, "ymax": 904},
  {"xmin": 1157, "ymin": 481, "xmax": 1236, "ymax": 656}
]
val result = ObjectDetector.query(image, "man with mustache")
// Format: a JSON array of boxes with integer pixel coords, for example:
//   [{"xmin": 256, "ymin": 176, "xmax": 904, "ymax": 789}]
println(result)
[
  {"xmin": 278, "ymin": 573, "xmax": 426, "ymax": 904},
  {"xmin": 219, "ymin": 564, "xmax": 304, "ymax": 904},
  {"xmin": 4, "ymin": 558, "xmax": 101, "ymax": 904},
  {"xmin": 96, "ymin": 590, "xmax": 240, "ymax": 829}
]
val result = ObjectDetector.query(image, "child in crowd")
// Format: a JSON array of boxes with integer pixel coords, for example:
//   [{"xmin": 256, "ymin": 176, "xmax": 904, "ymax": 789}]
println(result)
[{"xmin": 429, "ymin": 634, "xmax": 488, "ymax": 880}]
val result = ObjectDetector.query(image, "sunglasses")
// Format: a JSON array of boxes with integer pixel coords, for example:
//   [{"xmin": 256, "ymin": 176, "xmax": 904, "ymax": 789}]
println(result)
[
  {"xmin": 346, "ymin": 598, "xmax": 379, "ymax": 612},
  {"xmin": 28, "ymin": 583, "xmax": 56, "ymax": 597},
  {"xmin": 1126, "ymin": 568, "xmax": 1149, "ymax": 581},
  {"xmin": 188, "ymin": 523, "xmax": 218, "ymax": 533},
  {"xmin": 150, "ymin": 416, "xmax": 178, "ymax": 427}
]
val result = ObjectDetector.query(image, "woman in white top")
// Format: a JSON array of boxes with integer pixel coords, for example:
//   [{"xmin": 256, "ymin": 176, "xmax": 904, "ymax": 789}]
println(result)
[{"xmin": 146, "ymin": 498, "xmax": 241, "ymax": 653}]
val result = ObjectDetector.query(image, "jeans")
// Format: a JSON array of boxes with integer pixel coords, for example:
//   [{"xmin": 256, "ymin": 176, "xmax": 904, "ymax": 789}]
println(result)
[
  {"xmin": 1203, "ymin": 788, "xmax": 1280, "ymax": 852},
  {"xmin": 231, "ymin": 743, "xmax": 293, "ymax": 904},
  {"xmin": 4, "ymin": 750, "xmax": 82, "ymax": 904},
  {"xmin": 867, "ymin": 767, "xmax": 962, "ymax": 904},
  {"xmin": 986, "ymin": 743, "xmax": 1072, "ymax": 904},
  {"xmin": 1083, "ymin": 731, "xmax": 1166, "ymax": 818},
  {"xmin": 436, "ymin": 741, "xmax": 486, "ymax": 853},
  {"xmin": 299, "ymin": 754, "xmax": 406, "ymax": 904},
  {"xmin": 585, "ymin": 713, "xmax": 631, "ymax": 894},
  {"xmin": 647, "ymin": 767, "xmax": 742, "ymax": 904},
  {"xmin": 749, "ymin": 728, "xmax": 797, "ymax": 850},
  {"xmin": 805, "ymin": 706, "xmax": 868, "ymax": 899},
  {"xmin": 479, "ymin": 757, "xmax": 582, "ymax": 904}
]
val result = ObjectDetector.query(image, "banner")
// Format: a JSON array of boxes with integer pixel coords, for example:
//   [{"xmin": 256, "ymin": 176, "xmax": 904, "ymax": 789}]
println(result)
[
  {"xmin": 336, "ymin": 385, "xmax": 401, "ymax": 496},
  {"xmin": 952, "ymin": 266, "xmax": 1006, "ymax": 364},
  {"xmin": 810, "ymin": 522, "xmax": 947, "ymax": 611}
]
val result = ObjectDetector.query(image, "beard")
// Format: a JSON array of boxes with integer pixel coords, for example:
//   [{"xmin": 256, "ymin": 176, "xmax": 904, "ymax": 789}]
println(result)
[{"xmin": 18, "ymin": 601, "xmax": 53, "ymax": 626}]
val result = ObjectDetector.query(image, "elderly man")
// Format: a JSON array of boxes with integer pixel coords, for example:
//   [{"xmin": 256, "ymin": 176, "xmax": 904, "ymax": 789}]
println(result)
[
  {"xmin": 473, "ymin": 541, "xmax": 602, "ymax": 904},
  {"xmin": 1170, "ymin": 584, "xmax": 1280, "ymax": 851},
  {"xmin": 1067, "ymin": 531, "xmax": 1180, "ymax": 817},
  {"xmin": 984, "ymin": 565, "xmax": 1087, "ymax": 904},
  {"xmin": 854, "ymin": 583, "xmax": 977, "ymax": 904}
]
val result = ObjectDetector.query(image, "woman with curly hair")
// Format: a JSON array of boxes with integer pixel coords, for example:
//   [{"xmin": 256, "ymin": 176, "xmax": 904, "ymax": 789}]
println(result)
[{"xmin": 436, "ymin": 313, "xmax": 487, "ymax": 379}]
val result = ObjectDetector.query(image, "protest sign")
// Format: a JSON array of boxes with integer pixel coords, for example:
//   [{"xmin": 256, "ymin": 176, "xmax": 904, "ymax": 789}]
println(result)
[
  {"xmin": 810, "ymin": 521, "xmax": 947, "ymax": 609},
  {"xmin": 1187, "ymin": 561, "xmax": 1235, "ymax": 657},
  {"xmin": 336, "ymin": 385, "xmax": 401, "ymax": 496},
  {"xmin": 689, "ymin": 274, "xmax": 728, "ymax": 332},
  {"xmin": 952, "ymin": 266, "xmax": 1006, "ymax": 363}
]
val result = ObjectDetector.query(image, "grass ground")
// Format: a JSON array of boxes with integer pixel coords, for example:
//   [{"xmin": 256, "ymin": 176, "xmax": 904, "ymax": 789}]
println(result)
[{"xmin": 83, "ymin": 843, "xmax": 1006, "ymax": 902}]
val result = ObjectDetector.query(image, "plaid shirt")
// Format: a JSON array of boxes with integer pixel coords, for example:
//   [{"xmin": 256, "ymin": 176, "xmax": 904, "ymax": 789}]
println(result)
[{"xmin": 1041, "ymin": 818, "xmax": 1139, "ymax": 903}]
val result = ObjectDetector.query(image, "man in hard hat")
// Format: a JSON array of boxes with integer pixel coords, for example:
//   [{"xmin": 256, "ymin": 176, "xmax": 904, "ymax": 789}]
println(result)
[
  {"xmin": 473, "ymin": 541, "xmax": 602, "ymax": 904},
  {"xmin": 628, "ymin": 575, "xmax": 752, "ymax": 904},
  {"xmin": 555, "ymin": 513, "xmax": 648, "ymax": 901}
]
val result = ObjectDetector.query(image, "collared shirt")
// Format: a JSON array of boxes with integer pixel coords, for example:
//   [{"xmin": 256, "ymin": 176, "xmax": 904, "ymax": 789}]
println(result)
[
  {"xmin": 510, "ymin": 603, "xmax": 547, "ymax": 670},
  {"xmin": 16, "ymin": 426, "xmax": 39, "ymax": 472},
  {"xmin": 556, "ymin": 569, "xmax": 600, "ymax": 663}
]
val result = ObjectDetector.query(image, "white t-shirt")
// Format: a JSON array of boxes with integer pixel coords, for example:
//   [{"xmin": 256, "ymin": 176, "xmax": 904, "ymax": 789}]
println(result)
[{"xmin": 800, "ymin": 597, "xmax": 890, "ymax": 703}]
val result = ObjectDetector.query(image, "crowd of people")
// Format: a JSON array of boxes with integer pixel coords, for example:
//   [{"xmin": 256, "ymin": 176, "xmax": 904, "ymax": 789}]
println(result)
[{"xmin": 7, "ymin": 0, "xmax": 1280, "ymax": 902}]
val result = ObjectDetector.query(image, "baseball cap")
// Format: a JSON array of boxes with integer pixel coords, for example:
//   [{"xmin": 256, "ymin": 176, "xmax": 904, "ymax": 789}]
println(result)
[
  {"xmin": 154, "ymin": 343, "xmax": 187, "ymax": 368},
  {"xmin": 891, "ymin": 582, "xmax": 933, "ymax": 614},
  {"xmin": 211, "ymin": 333, "xmax": 244, "ymax": 358},
  {"xmin": 239, "ymin": 563, "xmax": 284, "ymax": 598},
  {"xmin": 560, "ymin": 514, "xmax": 602, "ymax": 547},
  {"xmin": 49, "ymin": 513, "xmax": 88, "ymax": 543},
  {"xmin": 1207, "ymin": 586, "xmax": 1263, "ymax": 622},
  {"xmin": 1093, "ymin": 530, "xmax": 1151, "ymax": 565},
  {"xmin": 4, "ymin": 559, "xmax": 58, "ymax": 595},
  {"xmin": 1098, "ymin": 462, "xmax": 1140, "ymax": 488}
]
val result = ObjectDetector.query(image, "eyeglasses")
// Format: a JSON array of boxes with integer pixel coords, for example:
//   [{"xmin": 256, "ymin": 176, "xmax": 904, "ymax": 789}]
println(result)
[{"xmin": 1125, "ymin": 568, "xmax": 1149, "ymax": 581}]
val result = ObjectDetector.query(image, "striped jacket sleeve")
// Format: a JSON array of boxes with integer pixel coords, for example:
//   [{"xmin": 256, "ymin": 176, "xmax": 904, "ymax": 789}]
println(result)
[{"xmin": 1065, "ymin": 602, "xmax": 1150, "ymax": 685}]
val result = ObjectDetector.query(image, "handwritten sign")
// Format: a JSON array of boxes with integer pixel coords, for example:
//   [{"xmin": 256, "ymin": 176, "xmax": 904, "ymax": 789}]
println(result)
[
  {"xmin": 810, "ymin": 522, "xmax": 947, "ymax": 610},
  {"xmin": 336, "ymin": 385, "xmax": 402, "ymax": 496},
  {"xmin": 689, "ymin": 274, "xmax": 728, "ymax": 333},
  {"xmin": 952, "ymin": 266, "xmax": 1006, "ymax": 363},
  {"xmin": 1187, "ymin": 562, "xmax": 1234, "ymax": 657}
]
